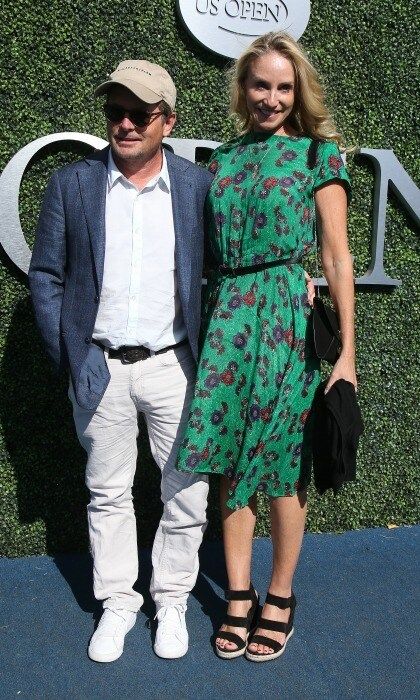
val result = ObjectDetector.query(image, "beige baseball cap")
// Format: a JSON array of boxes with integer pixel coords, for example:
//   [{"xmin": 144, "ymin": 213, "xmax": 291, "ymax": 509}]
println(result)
[{"xmin": 94, "ymin": 60, "xmax": 176, "ymax": 111}]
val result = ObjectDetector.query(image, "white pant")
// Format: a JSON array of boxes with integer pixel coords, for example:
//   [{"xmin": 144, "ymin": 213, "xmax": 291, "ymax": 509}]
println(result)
[{"xmin": 70, "ymin": 344, "xmax": 209, "ymax": 613}]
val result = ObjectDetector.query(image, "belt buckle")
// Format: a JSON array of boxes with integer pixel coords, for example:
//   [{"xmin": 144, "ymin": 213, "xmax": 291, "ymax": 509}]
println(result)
[{"xmin": 120, "ymin": 346, "xmax": 149, "ymax": 364}]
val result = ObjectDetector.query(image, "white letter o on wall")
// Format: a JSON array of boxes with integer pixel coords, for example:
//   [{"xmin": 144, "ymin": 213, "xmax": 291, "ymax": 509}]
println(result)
[{"xmin": 0, "ymin": 133, "xmax": 107, "ymax": 274}]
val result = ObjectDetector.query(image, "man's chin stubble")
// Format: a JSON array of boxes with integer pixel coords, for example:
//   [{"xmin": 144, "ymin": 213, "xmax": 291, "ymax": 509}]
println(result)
[
  {"xmin": 117, "ymin": 151, "xmax": 144, "ymax": 161},
  {"xmin": 112, "ymin": 144, "xmax": 144, "ymax": 161}
]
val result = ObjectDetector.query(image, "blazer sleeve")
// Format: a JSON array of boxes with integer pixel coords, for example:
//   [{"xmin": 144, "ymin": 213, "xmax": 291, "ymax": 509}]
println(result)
[
  {"xmin": 28, "ymin": 170, "xmax": 68, "ymax": 371},
  {"xmin": 202, "ymin": 170, "xmax": 216, "ymax": 274}
]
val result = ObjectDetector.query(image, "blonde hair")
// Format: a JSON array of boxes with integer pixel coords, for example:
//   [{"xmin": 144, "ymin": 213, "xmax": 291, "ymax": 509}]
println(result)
[{"xmin": 229, "ymin": 32, "xmax": 344, "ymax": 148}]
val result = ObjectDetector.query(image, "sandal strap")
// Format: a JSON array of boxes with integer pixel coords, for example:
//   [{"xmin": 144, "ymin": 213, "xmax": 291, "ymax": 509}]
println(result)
[
  {"xmin": 248, "ymin": 634, "xmax": 283, "ymax": 654},
  {"xmin": 217, "ymin": 631, "xmax": 247, "ymax": 651},
  {"xmin": 224, "ymin": 614, "xmax": 249, "ymax": 628},
  {"xmin": 226, "ymin": 585, "xmax": 256, "ymax": 602},
  {"xmin": 257, "ymin": 617, "xmax": 288, "ymax": 633},
  {"xmin": 265, "ymin": 592, "xmax": 296, "ymax": 609}
]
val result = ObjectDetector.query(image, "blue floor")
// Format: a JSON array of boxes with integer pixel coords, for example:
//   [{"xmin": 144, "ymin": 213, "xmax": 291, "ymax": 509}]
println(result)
[{"xmin": 1, "ymin": 527, "xmax": 419, "ymax": 700}]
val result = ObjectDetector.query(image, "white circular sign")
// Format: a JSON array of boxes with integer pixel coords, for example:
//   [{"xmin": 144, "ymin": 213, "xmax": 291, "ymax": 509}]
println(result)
[{"xmin": 177, "ymin": 0, "xmax": 311, "ymax": 59}]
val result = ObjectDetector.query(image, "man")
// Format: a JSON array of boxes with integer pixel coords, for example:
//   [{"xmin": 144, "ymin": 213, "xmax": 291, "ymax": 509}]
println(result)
[{"xmin": 29, "ymin": 60, "xmax": 213, "ymax": 662}]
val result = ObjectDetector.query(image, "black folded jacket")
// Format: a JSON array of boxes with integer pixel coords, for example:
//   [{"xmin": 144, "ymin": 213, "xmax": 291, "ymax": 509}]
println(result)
[{"xmin": 312, "ymin": 379, "xmax": 364, "ymax": 495}]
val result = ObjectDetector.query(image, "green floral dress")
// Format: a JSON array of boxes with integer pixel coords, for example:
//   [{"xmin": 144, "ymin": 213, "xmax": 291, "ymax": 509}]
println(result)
[{"xmin": 177, "ymin": 132, "xmax": 350, "ymax": 510}]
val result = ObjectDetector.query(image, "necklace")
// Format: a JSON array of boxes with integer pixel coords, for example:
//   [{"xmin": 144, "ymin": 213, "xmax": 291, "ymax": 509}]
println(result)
[{"xmin": 251, "ymin": 142, "xmax": 272, "ymax": 180}]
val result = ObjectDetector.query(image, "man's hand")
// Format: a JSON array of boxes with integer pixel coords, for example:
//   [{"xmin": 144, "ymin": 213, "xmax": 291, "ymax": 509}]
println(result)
[{"xmin": 304, "ymin": 271, "xmax": 316, "ymax": 307}]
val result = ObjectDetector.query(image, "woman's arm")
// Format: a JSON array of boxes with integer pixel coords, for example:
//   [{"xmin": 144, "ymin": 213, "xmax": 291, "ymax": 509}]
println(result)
[{"xmin": 315, "ymin": 181, "xmax": 357, "ymax": 392}]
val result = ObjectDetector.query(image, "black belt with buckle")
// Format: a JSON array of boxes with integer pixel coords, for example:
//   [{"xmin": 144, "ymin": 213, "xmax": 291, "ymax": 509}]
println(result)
[
  {"xmin": 213, "ymin": 255, "xmax": 303, "ymax": 279},
  {"xmin": 94, "ymin": 338, "xmax": 188, "ymax": 365}
]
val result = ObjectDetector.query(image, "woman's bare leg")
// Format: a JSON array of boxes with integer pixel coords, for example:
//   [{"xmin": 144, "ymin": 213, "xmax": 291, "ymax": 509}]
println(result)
[
  {"xmin": 248, "ymin": 490, "xmax": 307, "ymax": 655},
  {"xmin": 216, "ymin": 476, "xmax": 257, "ymax": 651}
]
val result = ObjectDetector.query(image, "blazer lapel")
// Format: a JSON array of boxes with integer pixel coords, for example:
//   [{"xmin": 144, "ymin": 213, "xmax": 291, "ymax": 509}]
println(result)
[
  {"xmin": 166, "ymin": 149, "xmax": 193, "ymax": 306},
  {"xmin": 77, "ymin": 147, "xmax": 109, "ymax": 290}
]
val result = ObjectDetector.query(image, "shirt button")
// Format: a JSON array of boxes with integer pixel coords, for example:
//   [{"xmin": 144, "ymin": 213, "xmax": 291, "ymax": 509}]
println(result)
[
  {"xmin": 94, "ymin": 295, "xmax": 99, "ymax": 303},
  {"xmin": 85, "ymin": 337, "xmax": 91, "ymax": 344}
]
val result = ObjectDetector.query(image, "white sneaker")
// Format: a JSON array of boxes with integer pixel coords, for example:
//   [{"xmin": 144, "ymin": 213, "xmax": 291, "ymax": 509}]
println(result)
[
  {"xmin": 88, "ymin": 608, "xmax": 137, "ymax": 663},
  {"xmin": 153, "ymin": 604, "xmax": 189, "ymax": 659}
]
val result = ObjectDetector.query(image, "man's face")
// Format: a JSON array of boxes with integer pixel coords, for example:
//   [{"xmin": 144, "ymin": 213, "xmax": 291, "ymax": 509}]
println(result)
[{"xmin": 105, "ymin": 85, "xmax": 176, "ymax": 165}]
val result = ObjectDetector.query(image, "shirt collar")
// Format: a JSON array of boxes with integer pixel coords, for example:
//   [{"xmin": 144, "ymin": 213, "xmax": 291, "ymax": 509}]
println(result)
[
  {"xmin": 159, "ymin": 151, "xmax": 171, "ymax": 193},
  {"xmin": 107, "ymin": 149, "xmax": 171, "ymax": 193}
]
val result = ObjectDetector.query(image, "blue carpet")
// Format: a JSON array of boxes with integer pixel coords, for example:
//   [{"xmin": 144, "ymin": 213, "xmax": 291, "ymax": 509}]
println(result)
[{"xmin": 0, "ymin": 527, "xmax": 419, "ymax": 700}]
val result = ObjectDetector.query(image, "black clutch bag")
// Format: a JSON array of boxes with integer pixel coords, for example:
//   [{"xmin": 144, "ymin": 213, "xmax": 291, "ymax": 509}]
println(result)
[
  {"xmin": 312, "ymin": 296, "xmax": 341, "ymax": 364},
  {"xmin": 308, "ymin": 139, "xmax": 342, "ymax": 366}
]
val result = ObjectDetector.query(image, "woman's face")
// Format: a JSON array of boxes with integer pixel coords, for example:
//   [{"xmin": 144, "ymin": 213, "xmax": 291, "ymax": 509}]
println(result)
[{"xmin": 244, "ymin": 51, "xmax": 296, "ymax": 135}]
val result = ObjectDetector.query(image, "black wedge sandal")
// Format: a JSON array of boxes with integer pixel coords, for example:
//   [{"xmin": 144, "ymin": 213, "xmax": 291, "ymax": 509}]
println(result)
[
  {"xmin": 245, "ymin": 591, "xmax": 296, "ymax": 662},
  {"xmin": 215, "ymin": 584, "xmax": 259, "ymax": 659}
]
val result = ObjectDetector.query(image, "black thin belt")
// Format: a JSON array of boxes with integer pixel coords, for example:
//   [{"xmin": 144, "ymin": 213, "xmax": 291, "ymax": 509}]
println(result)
[
  {"xmin": 93, "ymin": 338, "xmax": 188, "ymax": 365},
  {"xmin": 213, "ymin": 257, "xmax": 302, "ymax": 278}
]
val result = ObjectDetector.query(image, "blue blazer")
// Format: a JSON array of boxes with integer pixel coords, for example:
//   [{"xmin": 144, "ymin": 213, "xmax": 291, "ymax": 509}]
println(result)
[{"xmin": 29, "ymin": 146, "xmax": 213, "ymax": 410}]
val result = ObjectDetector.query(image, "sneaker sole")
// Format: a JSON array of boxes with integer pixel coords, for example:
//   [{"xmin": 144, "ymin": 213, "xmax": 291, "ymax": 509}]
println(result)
[
  {"xmin": 88, "ymin": 647, "xmax": 124, "ymax": 663},
  {"xmin": 153, "ymin": 643, "xmax": 188, "ymax": 659}
]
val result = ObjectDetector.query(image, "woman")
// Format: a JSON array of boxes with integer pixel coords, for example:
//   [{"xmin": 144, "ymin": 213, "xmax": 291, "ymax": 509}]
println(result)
[{"xmin": 177, "ymin": 32, "xmax": 356, "ymax": 662}]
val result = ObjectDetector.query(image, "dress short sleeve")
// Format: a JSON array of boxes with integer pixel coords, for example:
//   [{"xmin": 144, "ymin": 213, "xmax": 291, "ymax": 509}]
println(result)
[{"xmin": 313, "ymin": 141, "xmax": 351, "ymax": 200}]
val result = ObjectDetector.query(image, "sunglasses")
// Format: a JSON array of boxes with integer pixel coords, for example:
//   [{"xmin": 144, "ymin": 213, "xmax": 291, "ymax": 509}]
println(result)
[{"xmin": 103, "ymin": 103, "xmax": 163, "ymax": 128}]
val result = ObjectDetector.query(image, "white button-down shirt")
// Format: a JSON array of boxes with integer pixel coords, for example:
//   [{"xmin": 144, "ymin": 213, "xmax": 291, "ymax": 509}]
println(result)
[{"xmin": 92, "ymin": 150, "xmax": 187, "ymax": 350}]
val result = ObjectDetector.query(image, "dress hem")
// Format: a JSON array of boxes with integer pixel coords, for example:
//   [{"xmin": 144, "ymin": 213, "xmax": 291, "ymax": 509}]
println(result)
[{"xmin": 178, "ymin": 464, "xmax": 310, "ymax": 510}]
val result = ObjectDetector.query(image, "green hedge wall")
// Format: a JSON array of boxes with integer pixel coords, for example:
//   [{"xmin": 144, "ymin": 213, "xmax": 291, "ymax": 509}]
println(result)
[{"xmin": 0, "ymin": 0, "xmax": 419, "ymax": 557}]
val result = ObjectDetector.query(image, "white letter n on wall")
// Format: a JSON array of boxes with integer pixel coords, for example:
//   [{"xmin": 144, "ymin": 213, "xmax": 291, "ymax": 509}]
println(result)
[{"xmin": 356, "ymin": 149, "xmax": 420, "ymax": 287}]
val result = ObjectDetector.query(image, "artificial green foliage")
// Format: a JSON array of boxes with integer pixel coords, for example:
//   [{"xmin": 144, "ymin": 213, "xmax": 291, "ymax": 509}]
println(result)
[{"xmin": 0, "ymin": 0, "xmax": 419, "ymax": 556}]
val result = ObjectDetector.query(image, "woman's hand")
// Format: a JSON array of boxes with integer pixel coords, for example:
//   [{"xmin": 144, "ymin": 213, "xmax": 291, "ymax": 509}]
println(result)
[
  {"xmin": 324, "ymin": 353, "xmax": 357, "ymax": 394},
  {"xmin": 304, "ymin": 271, "xmax": 315, "ymax": 307}
]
